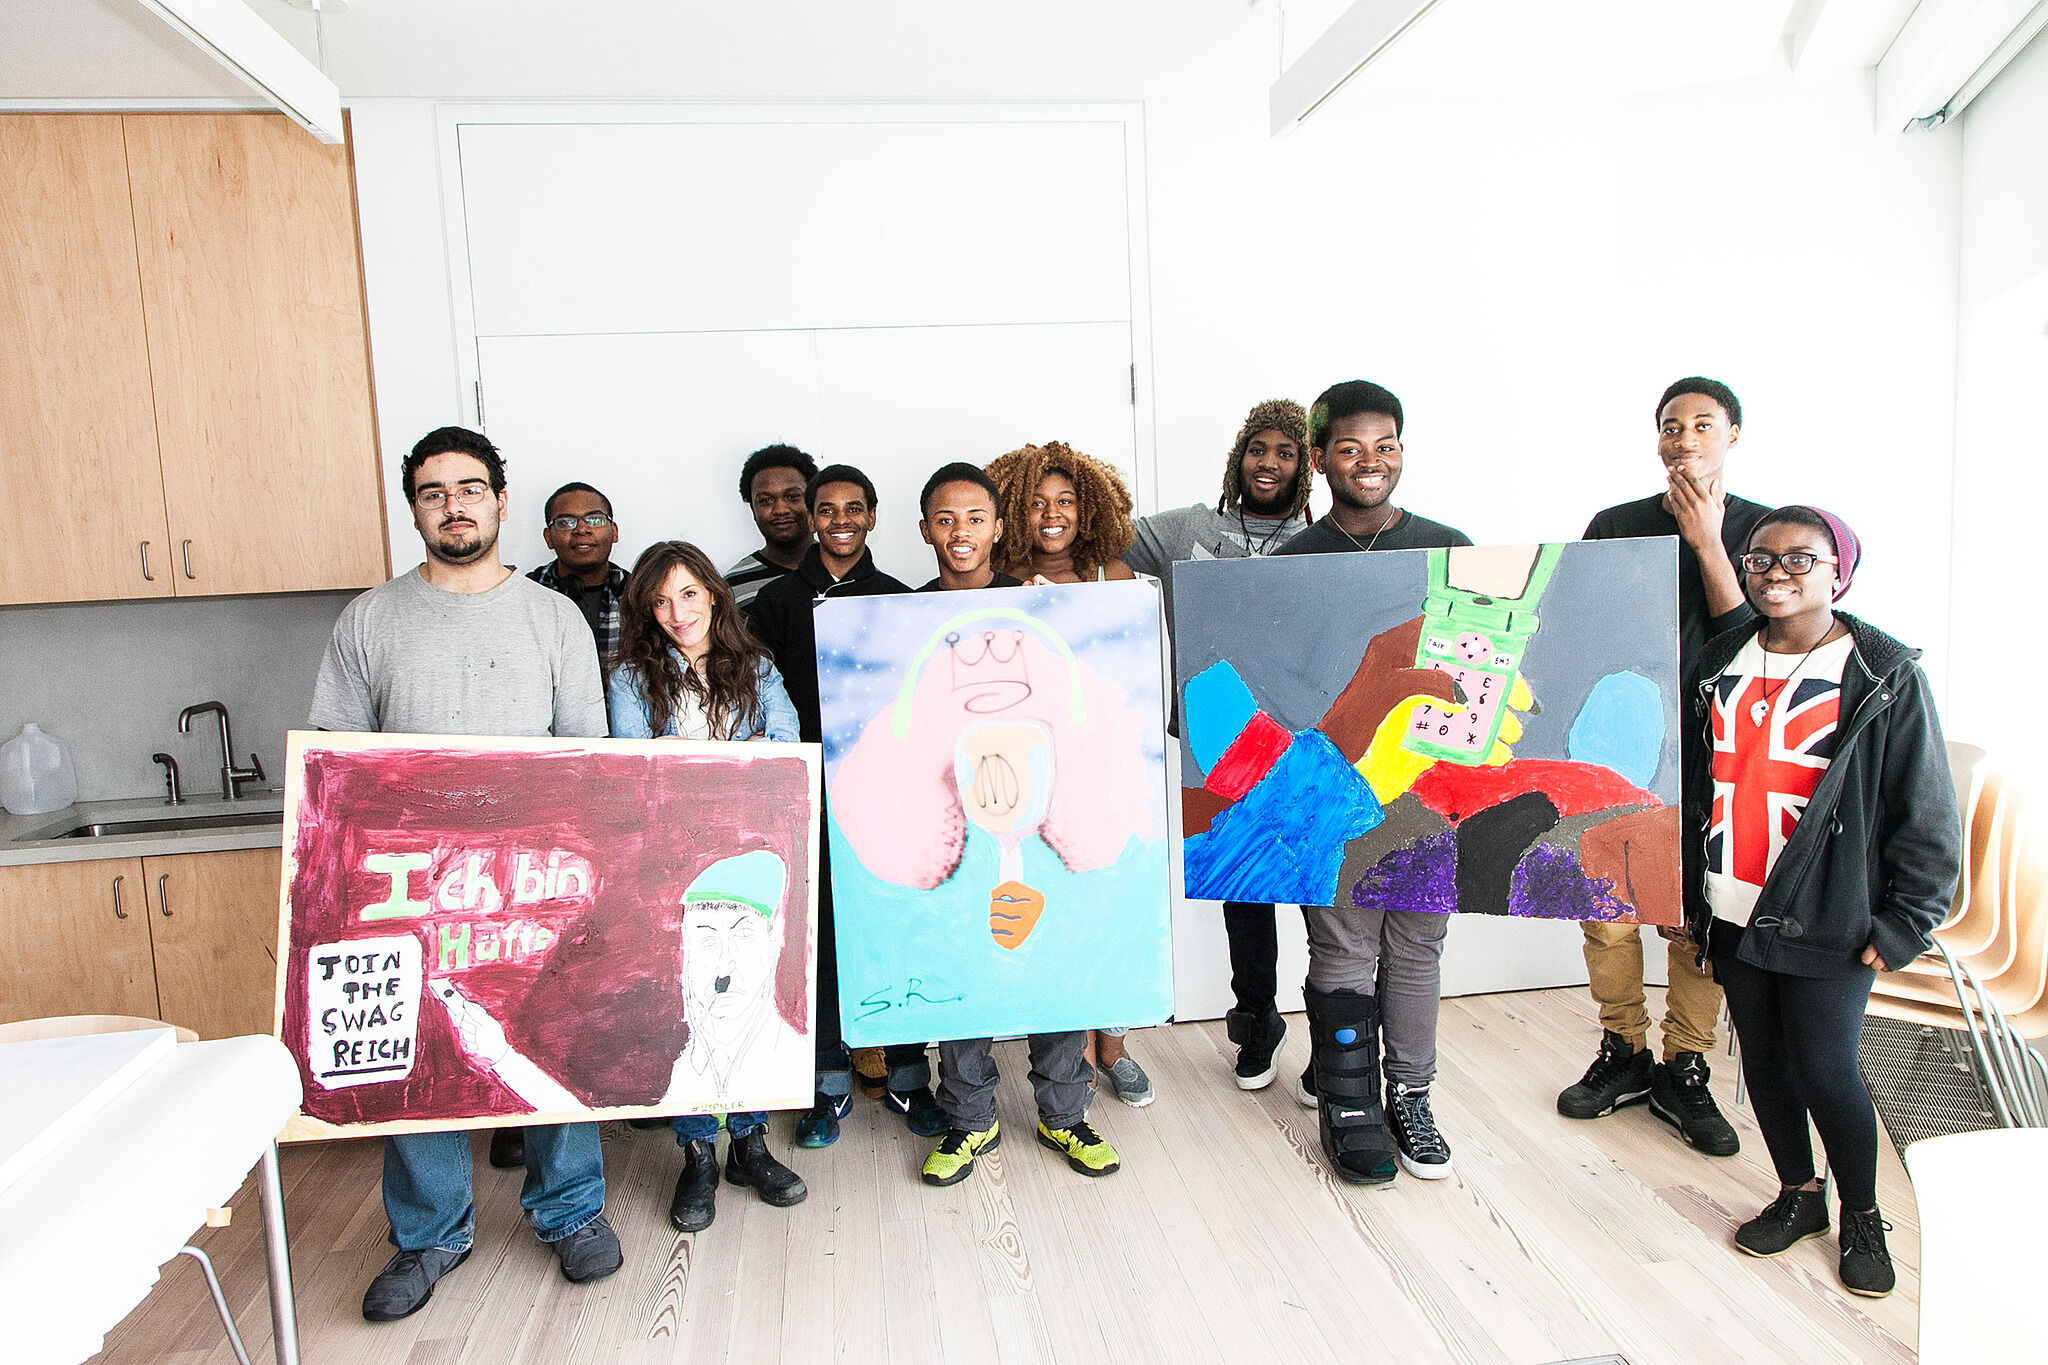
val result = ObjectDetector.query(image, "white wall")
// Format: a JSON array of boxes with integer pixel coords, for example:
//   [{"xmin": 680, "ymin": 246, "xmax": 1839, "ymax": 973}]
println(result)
[
  {"xmin": 346, "ymin": 70, "xmax": 1963, "ymax": 1015},
  {"xmin": 1952, "ymin": 27, "xmax": 2048, "ymax": 783}
]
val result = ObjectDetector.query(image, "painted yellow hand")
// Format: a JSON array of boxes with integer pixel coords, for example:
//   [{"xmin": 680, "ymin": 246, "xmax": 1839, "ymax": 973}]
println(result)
[
  {"xmin": 1483, "ymin": 673, "xmax": 1537, "ymax": 767},
  {"xmin": 1356, "ymin": 695, "xmax": 1447, "ymax": 803}
]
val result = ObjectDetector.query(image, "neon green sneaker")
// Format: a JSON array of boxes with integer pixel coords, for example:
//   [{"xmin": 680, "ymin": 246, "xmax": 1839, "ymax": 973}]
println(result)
[
  {"xmin": 920, "ymin": 1123, "xmax": 1000, "ymax": 1187},
  {"xmin": 1036, "ymin": 1119, "xmax": 1121, "ymax": 1176}
]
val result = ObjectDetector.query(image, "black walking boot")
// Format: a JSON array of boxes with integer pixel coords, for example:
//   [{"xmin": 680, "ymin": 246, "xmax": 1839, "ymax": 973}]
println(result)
[
  {"xmin": 1304, "ymin": 985, "xmax": 1399, "ymax": 1185},
  {"xmin": 668, "ymin": 1138, "xmax": 719, "ymax": 1233},
  {"xmin": 725, "ymin": 1129, "xmax": 808, "ymax": 1207}
]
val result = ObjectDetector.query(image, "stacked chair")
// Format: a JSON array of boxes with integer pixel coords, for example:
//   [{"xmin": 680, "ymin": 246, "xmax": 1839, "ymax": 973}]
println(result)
[{"xmin": 1868, "ymin": 742, "xmax": 2048, "ymax": 1127}]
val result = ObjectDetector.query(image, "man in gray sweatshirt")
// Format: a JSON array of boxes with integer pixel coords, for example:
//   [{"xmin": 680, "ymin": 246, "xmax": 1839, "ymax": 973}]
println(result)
[{"xmin": 1120, "ymin": 398, "xmax": 1314, "ymax": 1091}]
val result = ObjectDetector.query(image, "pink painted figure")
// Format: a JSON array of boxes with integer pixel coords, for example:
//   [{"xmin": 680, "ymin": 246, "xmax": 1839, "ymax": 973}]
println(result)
[{"xmin": 830, "ymin": 612, "xmax": 1154, "ymax": 948}]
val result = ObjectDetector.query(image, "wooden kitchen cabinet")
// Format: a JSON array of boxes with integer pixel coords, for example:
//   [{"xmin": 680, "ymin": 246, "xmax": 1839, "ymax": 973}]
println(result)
[
  {"xmin": 0, "ymin": 115, "xmax": 176, "ymax": 604},
  {"xmin": 125, "ymin": 114, "xmax": 388, "ymax": 597},
  {"xmin": 143, "ymin": 847, "xmax": 284, "ymax": 1040},
  {"xmin": 0, "ymin": 858, "xmax": 161, "ymax": 1023},
  {"xmin": 0, "ymin": 112, "xmax": 387, "ymax": 606},
  {"xmin": 0, "ymin": 847, "xmax": 283, "ymax": 1041}
]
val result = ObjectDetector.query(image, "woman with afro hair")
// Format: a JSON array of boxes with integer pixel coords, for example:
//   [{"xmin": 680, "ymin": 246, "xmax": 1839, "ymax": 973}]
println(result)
[
  {"xmin": 982, "ymin": 440, "xmax": 1152, "ymax": 1106},
  {"xmin": 985, "ymin": 440, "xmax": 1138, "ymax": 585}
]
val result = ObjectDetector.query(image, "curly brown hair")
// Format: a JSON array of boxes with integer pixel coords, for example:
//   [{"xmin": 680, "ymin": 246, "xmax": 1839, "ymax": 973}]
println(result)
[
  {"xmin": 984, "ymin": 441, "xmax": 1136, "ymax": 579},
  {"xmin": 614, "ymin": 541, "xmax": 773, "ymax": 740}
]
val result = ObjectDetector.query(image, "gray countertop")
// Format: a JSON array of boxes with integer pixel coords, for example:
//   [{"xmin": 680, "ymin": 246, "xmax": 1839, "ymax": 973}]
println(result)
[{"xmin": 0, "ymin": 790, "xmax": 287, "ymax": 867}]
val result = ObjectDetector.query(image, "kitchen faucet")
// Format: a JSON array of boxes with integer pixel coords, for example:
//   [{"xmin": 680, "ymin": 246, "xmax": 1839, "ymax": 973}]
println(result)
[{"xmin": 178, "ymin": 701, "xmax": 266, "ymax": 800}]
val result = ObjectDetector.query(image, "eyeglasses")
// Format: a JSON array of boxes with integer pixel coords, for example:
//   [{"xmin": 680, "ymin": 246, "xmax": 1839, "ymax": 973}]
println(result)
[
  {"xmin": 1740, "ymin": 550, "xmax": 1839, "ymax": 576},
  {"xmin": 415, "ymin": 484, "xmax": 492, "ymax": 510},
  {"xmin": 548, "ymin": 513, "xmax": 614, "ymax": 532}
]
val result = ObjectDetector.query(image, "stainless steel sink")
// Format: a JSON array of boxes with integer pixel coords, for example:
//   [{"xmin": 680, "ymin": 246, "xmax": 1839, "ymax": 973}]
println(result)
[{"xmin": 52, "ymin": 811, "xmax": 283, "ymax": 839}]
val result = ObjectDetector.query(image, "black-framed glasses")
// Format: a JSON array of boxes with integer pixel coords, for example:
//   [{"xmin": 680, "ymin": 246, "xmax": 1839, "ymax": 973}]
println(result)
[
  {"xmin": 1741, "ymin": 550, "xmax": 1839, "ymax": 576},
  {"xmin": 415, "ymin": 484, "xmax": 491, "ymax": 510},
  {"xmin": 547, "ymin": 513, "xmax": 614, "ymax": 532}
]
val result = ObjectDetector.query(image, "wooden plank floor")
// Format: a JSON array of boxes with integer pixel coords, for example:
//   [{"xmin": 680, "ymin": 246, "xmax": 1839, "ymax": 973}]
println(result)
[{"xmin": 96, "ymin": 987, "xmax": 1920, "ymax": 1365}]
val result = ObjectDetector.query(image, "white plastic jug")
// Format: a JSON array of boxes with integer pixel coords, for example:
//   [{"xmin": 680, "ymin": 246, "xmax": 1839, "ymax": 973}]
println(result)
[{"xmin": 0, "ymin": 723, "xmax": 78, "ymax": 816}]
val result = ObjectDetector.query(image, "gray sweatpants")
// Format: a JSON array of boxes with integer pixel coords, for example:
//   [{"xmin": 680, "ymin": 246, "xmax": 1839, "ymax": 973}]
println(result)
[
  {"xmin": 1302, "ymin": 903, "xmax": 1449, "ymax": 1089},
  {"xmin": 937, "ymin": 1031, "xmax": 1091, "ymax": 1132}
]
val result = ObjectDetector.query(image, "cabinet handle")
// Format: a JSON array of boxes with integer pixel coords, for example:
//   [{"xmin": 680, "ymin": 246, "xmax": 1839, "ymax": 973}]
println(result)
[
  {"xmin": 113, "ymin": 874, "xmax": 128, "ymax": 919},
  {"xmin": 181, "ymin": 540, "xmax": 195, "ymax": 580},
  {"xmin": 140, "ymin": 542, "xmax": 154, "ymax": 582},
  {"xmin": 157, "ymin": 873, "xmax": 172, "ymax": 918}
]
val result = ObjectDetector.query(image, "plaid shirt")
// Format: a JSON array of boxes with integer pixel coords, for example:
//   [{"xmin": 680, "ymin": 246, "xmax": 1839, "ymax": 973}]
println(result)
[{"xmin": 526, "ymin": 561, "xmax": 628, "ymax": 670}]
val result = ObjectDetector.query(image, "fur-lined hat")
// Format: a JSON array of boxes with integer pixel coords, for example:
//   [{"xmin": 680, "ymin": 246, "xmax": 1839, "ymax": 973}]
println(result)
[{"xmin": 1219, "ymin": 399, "xmax": 1314, "ymax": 519}]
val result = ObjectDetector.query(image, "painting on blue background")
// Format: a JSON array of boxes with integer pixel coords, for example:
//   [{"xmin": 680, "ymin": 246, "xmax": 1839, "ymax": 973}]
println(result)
[
  {"xmin": 816, "ymin": 580, "xmax": 1172, "ymax": 1046},
  {"xmin": 1174, "ymin": 539, "xmax": 1683, "ymax": 926}
]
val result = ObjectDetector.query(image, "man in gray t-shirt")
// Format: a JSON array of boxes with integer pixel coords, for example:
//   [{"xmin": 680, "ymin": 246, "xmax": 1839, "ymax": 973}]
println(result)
[{"xmin": 312, "ymin": 426, "xmax": 620, "ymax": 1324}]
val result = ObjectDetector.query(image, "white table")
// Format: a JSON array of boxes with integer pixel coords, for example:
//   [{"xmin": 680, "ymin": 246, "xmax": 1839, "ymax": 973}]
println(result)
[
  {"xmin": 0, "ymin": 1032, "xmax": 304, "ymax": 1365},
  {"xmin": 1906, "ymin": 1127, "xmax": 2048, "ymax": 1365}
]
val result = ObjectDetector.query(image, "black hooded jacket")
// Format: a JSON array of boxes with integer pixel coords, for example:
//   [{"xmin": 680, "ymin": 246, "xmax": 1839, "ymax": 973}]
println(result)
[{"xmin": 1683, "ymin": 612, "xmax": 1962, "ymax": 979}]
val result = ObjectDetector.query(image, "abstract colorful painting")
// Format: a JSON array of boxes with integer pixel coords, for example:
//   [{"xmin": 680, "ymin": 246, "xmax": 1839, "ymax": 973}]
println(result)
[
  {"xmin": 1174, "ymin": 540, "xmax": 1683, "ymax": 925},
  {"xmin": 816, "ymin": 581, "xmax": 1172, "ymax": 1046},
  {"xmin": 274, "ymin": 731, "xmax": 819, "ymax": 1138}
]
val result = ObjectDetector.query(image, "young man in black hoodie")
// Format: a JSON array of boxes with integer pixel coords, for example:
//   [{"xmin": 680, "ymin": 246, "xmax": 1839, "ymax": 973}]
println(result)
[
  {"xmin": 1559, "ymin": 377, "xmax": 1768, "ymax": 1157},
  {"xmin": 747, "ymin": 464, "xmax": 942, "ymax": 1145}
]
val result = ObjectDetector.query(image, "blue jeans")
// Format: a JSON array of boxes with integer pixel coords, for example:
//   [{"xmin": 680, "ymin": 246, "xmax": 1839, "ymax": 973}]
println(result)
[
  {"xmin": 383, "ymin": 1124, "xmax": 606, "ymax": 1253},
  {"xmin": 671, "ymin": 1111, "xmax": 766, "ymax": 1142}
]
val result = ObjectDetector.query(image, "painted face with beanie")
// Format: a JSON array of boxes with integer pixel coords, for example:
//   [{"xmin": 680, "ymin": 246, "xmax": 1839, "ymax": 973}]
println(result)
[{"xmin": 679, "ymin": 849, "xmax": 787, "ymax": 1040}]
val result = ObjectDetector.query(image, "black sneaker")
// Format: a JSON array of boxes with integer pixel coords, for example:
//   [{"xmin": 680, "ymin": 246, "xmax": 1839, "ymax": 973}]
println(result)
[
  {"xmin": 487, "ymin": 1125, "xmax": 525, "ymax": 1169},
  {"xmin": 362, "ymin": 1246, "xmax": 468, "ymax": 1321},
  {"xmin": 1225, "ymin": 1006, "xmax": 1288, "ymax": 1091},
  {"xmin": 1838, "ymin": 1207, "xmax": 1896, "ymax": 1298},
  {"xmin": 552, "ymin": 1214, "xmax": 623, "ymax": 1284},
  {"xmin": 1648, "ymin": 1052, "xmax": 1740, "ymax": 1155},
  {"xmin": 1734, "ymin": 1187, "xmax": 1830, "ymax": 1257},
  {"xmin": 1294, "ymin": 1062, "xmax": 1317, "ymax": 1109},
  {"xmin": 1386, "ymin": 1083, "xmax": 1453, "ymax": 1179},
  {"xmin": 885, "ymin": 1085, "xmax": 950, "ymax": 1138},
  {"xmin": 1556, "ymin": 1029, "xmax": 1653, "ymax": 1119}
]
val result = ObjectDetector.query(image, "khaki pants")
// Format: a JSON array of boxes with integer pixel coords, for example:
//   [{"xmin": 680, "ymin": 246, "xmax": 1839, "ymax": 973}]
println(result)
[{"xmin": 1581, "ymin": 920, "xmax": 1721, "ymax": 1059}]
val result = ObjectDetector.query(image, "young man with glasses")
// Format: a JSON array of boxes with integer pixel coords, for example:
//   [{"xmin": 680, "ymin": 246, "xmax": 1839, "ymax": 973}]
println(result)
[
  {"xmin": 311, "ymin": 426, "xmax": 621, "ymax": 1321},
  {"xmin": 1559, "ymin": 377, "xmax": 1768, "ymax": 1157},
  {"xmin": 527, "ymin": 481, "xmax": 626, "ymax": 670}
]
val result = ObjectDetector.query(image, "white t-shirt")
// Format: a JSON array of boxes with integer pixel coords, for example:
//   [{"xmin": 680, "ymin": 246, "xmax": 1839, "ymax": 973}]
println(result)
[{"xmin": 1705, "ymin": 632, "xmax": 1855, "ymax": 926}]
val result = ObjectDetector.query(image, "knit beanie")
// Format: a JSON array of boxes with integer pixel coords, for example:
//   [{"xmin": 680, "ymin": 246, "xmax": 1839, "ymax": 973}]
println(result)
[
  {"xmin": 1752, "ymin": 505, "xmax": 1861, "ymax": 602},
  {"xmin": 1220, "ymin": 398, "xmax": 1313, "ymax": 518}
]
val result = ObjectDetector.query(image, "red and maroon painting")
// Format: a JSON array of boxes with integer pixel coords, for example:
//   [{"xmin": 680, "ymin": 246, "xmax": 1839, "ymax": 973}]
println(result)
[{"xmin": 275, "ymin": 732, "xmax": 820, "ymax": 1138}]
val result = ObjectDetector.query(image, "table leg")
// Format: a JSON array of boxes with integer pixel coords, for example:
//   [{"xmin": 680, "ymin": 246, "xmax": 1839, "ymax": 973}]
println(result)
[{"xmin": 257, "ymin": 1144, "xmax": 301, "ymax": 1365}]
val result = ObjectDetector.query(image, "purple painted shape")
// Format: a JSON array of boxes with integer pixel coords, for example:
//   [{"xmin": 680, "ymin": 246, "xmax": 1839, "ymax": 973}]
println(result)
[
  {"xmin": 1510, "ymin": 842, "xmax": 1631, "ymax": 921},
  {"xmin": 1351, "ymin": 831, "xmax": 1458, "ymax": 916}
]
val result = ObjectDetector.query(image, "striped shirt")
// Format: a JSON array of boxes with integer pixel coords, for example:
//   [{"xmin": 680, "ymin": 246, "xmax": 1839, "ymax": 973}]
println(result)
[{"xmin": 724, "ymin": 551, "xmax": 800, "ymax": 610}]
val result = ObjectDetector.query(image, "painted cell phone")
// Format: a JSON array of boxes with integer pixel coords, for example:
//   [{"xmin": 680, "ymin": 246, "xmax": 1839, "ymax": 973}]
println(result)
[{"xmin": 1403, "ymin": 544, "xmax": 1564, "ymax": 764}]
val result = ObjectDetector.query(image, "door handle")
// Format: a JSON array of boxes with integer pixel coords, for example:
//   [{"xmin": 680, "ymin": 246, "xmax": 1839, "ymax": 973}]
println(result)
[
  {"xmin": 113, "ymin": 874, "xmax": 128, "ymax": 920},
  {"xmin": 181, "ymin": 540, "xmax": 195, "ymax": 580},
  {"xmin": 140, "ymin": 542, "xmax": 154, "ymax": 582},
  {"xmin": 157, "ymin": 873, "xmax": 173, "ymax": 918}
]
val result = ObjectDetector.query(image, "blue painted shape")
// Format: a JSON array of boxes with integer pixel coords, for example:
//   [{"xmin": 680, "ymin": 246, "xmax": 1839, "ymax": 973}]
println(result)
[
  {"xmin": 1567, "ymin": 670, "xmax": 1665, "ymax": 790},
  {"xmin": 1334, "ymin": 1027, "xmax": 1357, "ymax": 1045},
  {"xmin": 1184, "ymin": 729, "xmax": 1384, "ymax": 905},
  {"xmin": 1184, "ymin": 661, "xmax": 1259, "ymax": 776}
]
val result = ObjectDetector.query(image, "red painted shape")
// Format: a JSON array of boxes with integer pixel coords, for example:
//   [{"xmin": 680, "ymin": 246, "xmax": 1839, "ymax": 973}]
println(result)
[
  {"xmin": 1205, "ymin": 711, "xmax": 1294, "ymax": 801},
  {"xmin": 1409, "ymin": 759, "xmax": 1659, "ymax": 824}
]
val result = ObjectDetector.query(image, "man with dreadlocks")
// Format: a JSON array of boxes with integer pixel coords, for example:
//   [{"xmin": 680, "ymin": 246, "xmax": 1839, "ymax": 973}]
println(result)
[
  {"xmin": 983, "ymin": 440, "xmax": 1156, "ymax": 1108},
  {"xmin": 1119, "ymin": 399, "xmax": 1314, "ymax": 1092}
]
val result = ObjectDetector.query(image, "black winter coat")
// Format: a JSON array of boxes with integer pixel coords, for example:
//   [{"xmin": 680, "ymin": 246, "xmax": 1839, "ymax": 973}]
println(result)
[{"xmin": 1683, "ymin": 612, "xmax": 1962, "ymax": 979}]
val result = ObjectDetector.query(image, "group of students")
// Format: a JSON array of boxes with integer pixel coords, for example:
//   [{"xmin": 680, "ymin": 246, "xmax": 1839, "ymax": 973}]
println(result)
[{"xmin": 319, "ymin": 372, "xmax": 1960, "ymax": 1323}]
